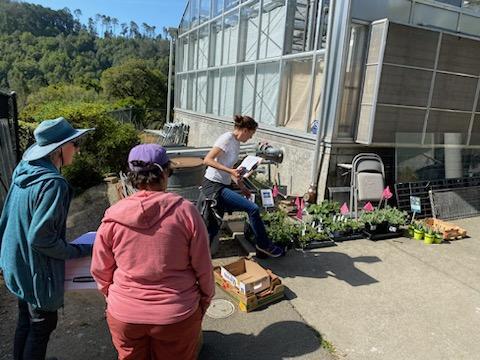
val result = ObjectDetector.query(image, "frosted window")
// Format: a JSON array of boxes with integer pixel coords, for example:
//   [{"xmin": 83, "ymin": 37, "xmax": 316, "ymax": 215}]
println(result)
[
  {"xmin": 209, "ymin": 19, "xmax": 222, "ymax": 67},
  {"xmin": 220, "ymin": 67, "xmax": 236, "ymax": 117},
  {"xmin": 239, "ymin": 1, "xmax": 259, "ymax": 62},
  {"xmin": 207, "ymin": 70, "xmax": 220, "ymax": 115},
  {"xmin": 236, "ymin": 65, "xmax": 255, "ymax": 116},
  {"xmin": 259, "ymin": 0, "xmax": 285, "ymax": 59},
  {"xmin": 198, "ymin": 26, "xmax": 209, "ymax": 69},
  {"xmin": 255, "ymin": 62, "xmax": 280, "ymax": 125},
  {"xmin": 223, "ymin": 12, "xmax": 239, "ymax": 65},
  {"xmin": 197, "ymin": 72, "xmax": 208, "ymax": 113}
]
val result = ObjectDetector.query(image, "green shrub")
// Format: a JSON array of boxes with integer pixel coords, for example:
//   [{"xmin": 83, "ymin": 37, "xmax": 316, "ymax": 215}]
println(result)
[
  {"xmin": 62, "ymin": 153, "xmax": 104, "ymax": 192},
  {"xmin": 18, "ymin": 120, "xmax": 36, "ymax": 153},
  {"xmin": 19, "ymin": 101, "xmax": 140, "ymax": 191}
]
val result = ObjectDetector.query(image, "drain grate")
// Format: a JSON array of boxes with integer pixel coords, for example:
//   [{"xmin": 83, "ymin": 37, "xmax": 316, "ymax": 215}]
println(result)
[{"xmin": 206, "ymin": 299, "xmax": 235, "ymax": 319}]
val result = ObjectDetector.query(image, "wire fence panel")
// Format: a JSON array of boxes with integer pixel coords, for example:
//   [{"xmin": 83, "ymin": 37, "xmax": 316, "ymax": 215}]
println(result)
[{"xmin": 430, "ymin": 187, "xmax": 480, "ymax": 220}]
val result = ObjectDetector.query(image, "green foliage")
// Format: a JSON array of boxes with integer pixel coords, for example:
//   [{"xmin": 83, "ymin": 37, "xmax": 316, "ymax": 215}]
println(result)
[
  {"xmin": 0, "ymin": 0, "xmax": 79, "ymax": 37},
  {"xmin": 17, "ymin": 120, "xmax": 36, "ymax": 153},
  {"xmin": 261, "ymin": 211, "xmax": 298, "ymax": 247},
  {"xmin": 101, "ymin": 59, "xmax": 167, "ymax": 128},
  {"xmin": 21, "ymin": 101, "xmax": 140, "ymax": 191},
  {"xmin": 360, "ymin": 206, "xmax": 407, "ymax": 226},
  {"xmin": 62, "ymin": 153, "xmax": 104, "ymax": 192},
  {"xmin": 306, "ymin": 201, "xmax": 340, "ymax": 218}
]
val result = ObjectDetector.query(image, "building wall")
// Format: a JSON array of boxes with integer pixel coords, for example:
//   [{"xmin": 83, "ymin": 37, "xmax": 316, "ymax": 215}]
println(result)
[{"xmin": 175, "ymin": 109, "xmax": 316, "ymax": 196}]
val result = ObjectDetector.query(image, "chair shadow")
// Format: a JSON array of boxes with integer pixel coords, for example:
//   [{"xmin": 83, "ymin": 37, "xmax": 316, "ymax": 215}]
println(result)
[
  {"xmin": 257, "ymin": 250, "xmax": 381, "ymax": 287},
  {"xmin": 199, "ymin": 321, "xmax": 322, "ymax": 360}
]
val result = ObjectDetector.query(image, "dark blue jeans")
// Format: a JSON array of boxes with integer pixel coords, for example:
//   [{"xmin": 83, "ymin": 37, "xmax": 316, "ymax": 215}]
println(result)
[
  {"xmin": 211, "ymin": 187, "xmax": 271, "ymax": 249},
  {"xmin": 14, "ymin": 299, "xmax": 58, "ymax": 360}
]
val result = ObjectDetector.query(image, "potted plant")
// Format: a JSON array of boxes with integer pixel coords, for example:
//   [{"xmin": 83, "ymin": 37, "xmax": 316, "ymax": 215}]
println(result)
[
  {"xmin": 413, "ymin": 221, "xmax": 424, "ymax": 240},
  {"xmin": 297, "ymin": 225, "xmax": 329, "ymax": 249},
  {"xmin": 424, "ymin": 227, "xmax": 435, "ymax": 244},
  {"xmin": 433, "ymin": 227, "xmax": 443, "ymax": 244},
  {"xmin": 407, "ymin": 223, "xmax": 415, "ymax": 238},
  {"xmin": 327, "ymin": 220, "xmax": 348, "ymax": 238}
]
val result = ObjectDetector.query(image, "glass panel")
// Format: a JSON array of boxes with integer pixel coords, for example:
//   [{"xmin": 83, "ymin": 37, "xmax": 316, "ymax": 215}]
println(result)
[
  {"xmin": 426, "ymin": 110, "xmax": 470, "ymax": 144},
  {"xmin": 372, "ymin": 106, "xmax": 426, "ymax": 144},
  {"xmin": 395, "ymin": 140, "xmax": 442, "ymax": 182},
  {"xmin": 207, "ymin": 69, "xmax": 220, "ymax": 115},
  {"xmin": 177, "ymin": 36, "xmax": 187, "ymax": 72},
  {"xmin": 225, "ymin": 0, "xmax": 239, "ymax": 11},
  {"xmin": 366, "ymin": 21, "xmax": 386, "ymax": 64},
  {"xmin": 209, "ymin": 19, "xmax": 223, "ymax": 67},
  {"xmin": 220, "ymin": 67, "xmax": 236, "ymax": 117},
  {"xmin": 459, "ymin": 14, "xmax": 480, "ymax": 37},
  {"xmin": 309, "ymin": 57, "xmax": 325, "ymax": 131},
  {"xmin": 413, "ymin": 3, "xmax": 458, "ymax": 31},
  {"xmin": 317, "ymin": 0, "xmax": 330, "ymax": 49},
  {"xmin": 351, "ymin": 0, "xmax": 411, "ymax": 23},
  {"xmin": 223, "ymin": 11, "xmax": 239, "ymax": 65},
  {"xmin": 377, "ymin": 65, "xmax": 432, "ymax": 107},
  {"xmin": 235, "ymin": 65, "xmax": 255, "ymax": 116},
  {"xmin": 284, "ymin": 0, "xmax": 310, "ymax": 54},
  {"xmin": 438, "ymin": 34, "xmax": 480, "ymax": 76},
  {"xmin": 239, "ymin": 1, "xmax": 259, "ymax": 62},
  {"xmin": 255, "ymin": 62, "xmax": 280, "ymax": 126},
  {"xmin": 198, "ymin": 25, "xmax": 209, "ymax": 69},
  {"xmin": 361, "ymin": 65, "xmax": 378, "ymax": 105},
  {"xmin": 431, "ymin": 73, "xmax": 477, "ymax": 111},
  {"xmin": 337, "ymin": 24, "xmax": 368, "ymax": 138},
  {"xmin": 463, "ymin": 1, "xmax": 480, "ymax": 10},
  {"xmin": 384, "ymin": 23, "xmax": 439, "ymax": 68},
  {"xmin": 278, "ymin": 57, "xmax": 313, "ymax": 131},
  {"xmin": 188, "ymin": 31, "xmax": 198, "ymax": 70},
  {"xmin": 177, "ymin": 74, "xmax": 188, "ymax": 109},
  {"xmin": 197, "ymin": 72, "xmax": 208, "ymax": 113},
  {"xmin": 213, "ymin": 0, "xmax": 223, "ymax": 17},
  {"xmin": 187, "ymin": 73, "xmax": 196, "ymax": 110},
  {"xmin": 199, "ymin": 0, "xmax": 211, "ymax": 23},
  {"xmin": 469, "ymin": 114, "xmax": 480, "ymax": 145},
  {"xmin": 191, "ymin": 0, "xmax": 199, "ymax": 27},
  {"xmin": 259, "ymin": 0, "xmax": 286, "ymax": 59}
]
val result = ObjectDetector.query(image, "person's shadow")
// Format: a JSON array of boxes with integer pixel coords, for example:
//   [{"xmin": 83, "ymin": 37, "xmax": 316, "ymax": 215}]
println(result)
[
  {"xmin": 258, "ymin": 250, "xmax": 381, "ymax": 287},
  {"xmin": 199, "ymin": 321, "xmax": 322, "ymax": 359}
]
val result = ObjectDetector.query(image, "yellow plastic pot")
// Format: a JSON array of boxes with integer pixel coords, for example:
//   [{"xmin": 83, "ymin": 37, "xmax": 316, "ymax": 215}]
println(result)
[{"xmin": 413, "ymin": 229, "xmax": 424, "ymax": 240}]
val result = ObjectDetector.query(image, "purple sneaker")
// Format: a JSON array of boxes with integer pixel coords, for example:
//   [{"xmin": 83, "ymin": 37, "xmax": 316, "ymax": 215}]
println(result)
[{"xmin": 255, "ymin": 244, "xmax": 285, "ymax": 258}]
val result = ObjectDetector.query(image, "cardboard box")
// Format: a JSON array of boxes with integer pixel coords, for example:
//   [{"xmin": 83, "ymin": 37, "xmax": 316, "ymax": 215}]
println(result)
[{"xmin": 220, "ymin": 259, "xmax": 271, "ymax": 295}]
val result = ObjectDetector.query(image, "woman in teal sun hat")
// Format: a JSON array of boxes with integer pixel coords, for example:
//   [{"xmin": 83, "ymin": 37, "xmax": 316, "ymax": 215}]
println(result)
[{"xmin": 0, "ymin": 117, "xmax": 94, "ymax": 360}]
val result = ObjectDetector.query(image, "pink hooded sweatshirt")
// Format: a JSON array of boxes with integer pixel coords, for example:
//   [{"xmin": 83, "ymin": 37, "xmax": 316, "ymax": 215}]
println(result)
[{"xmin": 91, "ymin": 190, "xmax": 214, "ymax": 325}]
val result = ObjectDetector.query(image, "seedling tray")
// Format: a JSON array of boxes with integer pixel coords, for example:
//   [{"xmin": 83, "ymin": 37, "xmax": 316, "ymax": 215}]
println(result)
[
  {"xmin": 300, "ymin": 239, "xmax": 336, "ymax": 249},
  {"xmin": 329, "ymin": 233, "xmax": 364, "ymax": 242},
  {"xmin": 363, "ymin": 230, "xmax": 404, "ymax": 241}
]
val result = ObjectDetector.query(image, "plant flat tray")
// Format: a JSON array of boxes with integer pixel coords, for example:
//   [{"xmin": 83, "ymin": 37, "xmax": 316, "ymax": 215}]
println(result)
[
  {"xmin": 329, "ymin": 233, "xmax": 364, "ymax": 242},
  {"xmin": 363, "ymin": 230, "xmax": 404, "ymax": 241},
  {"xmin": 300, "ymin": 239, "xmax": 336, "ymax": 250}
]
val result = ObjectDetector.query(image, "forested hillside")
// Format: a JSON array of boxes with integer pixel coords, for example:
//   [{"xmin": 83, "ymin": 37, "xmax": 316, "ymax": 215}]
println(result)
[{"xmin": 0, "ymin": 0, "xmax": 171, "ymax": 110}]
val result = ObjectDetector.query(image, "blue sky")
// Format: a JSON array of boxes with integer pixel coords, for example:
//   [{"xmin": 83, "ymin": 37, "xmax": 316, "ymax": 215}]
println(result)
[{"xmin": 27, "ymin": 0, "xmax": 187, "ymax": 34}]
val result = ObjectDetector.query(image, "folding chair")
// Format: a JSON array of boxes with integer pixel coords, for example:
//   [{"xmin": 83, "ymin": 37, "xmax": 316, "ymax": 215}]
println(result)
[{"xmin": 349, "ymin": 153, "xmax": 385, "ymax": 219}]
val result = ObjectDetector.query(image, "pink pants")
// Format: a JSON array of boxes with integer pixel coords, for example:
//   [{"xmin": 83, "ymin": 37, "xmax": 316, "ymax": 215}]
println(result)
[{"xmin": 106, "ymin": 307, "xmax": 203, "ymax": 360}]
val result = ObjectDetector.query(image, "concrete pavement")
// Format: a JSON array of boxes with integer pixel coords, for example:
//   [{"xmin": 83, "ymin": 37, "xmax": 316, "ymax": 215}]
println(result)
[{"xmin": 257, "ymin": 217, "xmax": 480, "ymax": 360}]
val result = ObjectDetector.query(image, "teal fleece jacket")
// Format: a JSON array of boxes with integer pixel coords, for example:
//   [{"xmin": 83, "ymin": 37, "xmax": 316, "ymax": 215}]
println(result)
[{"xmin": 0, "ymin": 158, "xmax": 92, "ymax": 311}]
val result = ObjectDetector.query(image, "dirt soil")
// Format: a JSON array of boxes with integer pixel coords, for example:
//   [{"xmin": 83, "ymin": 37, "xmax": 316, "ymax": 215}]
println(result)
[{"xmin": 0, "ymin": 183, "xmax": 246, "ymax": 360}]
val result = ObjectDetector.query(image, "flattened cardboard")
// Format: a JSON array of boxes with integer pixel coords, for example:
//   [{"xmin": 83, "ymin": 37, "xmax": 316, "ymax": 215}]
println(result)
[{"xmin": 220, "ymin": 258, "xmax": 270, "ymax": 295}]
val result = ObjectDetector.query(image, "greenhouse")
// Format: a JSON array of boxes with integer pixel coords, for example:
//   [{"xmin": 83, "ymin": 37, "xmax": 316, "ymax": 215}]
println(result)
[{"xmin": 173, "ymin": 0, "xmax": 480, "ymax": 199}]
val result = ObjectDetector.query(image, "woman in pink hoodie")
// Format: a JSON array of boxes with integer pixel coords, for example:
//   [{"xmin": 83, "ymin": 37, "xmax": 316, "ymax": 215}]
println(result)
[{"xmin": 91, "ymin": 144, "xmax": 214, "ymax": 360}]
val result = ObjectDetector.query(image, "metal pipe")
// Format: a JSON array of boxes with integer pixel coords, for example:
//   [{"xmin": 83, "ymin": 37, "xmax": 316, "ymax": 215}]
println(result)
[
  {"xmin": 309, "ymin": 0, "xmax": 334, "ymax": 189},
  {"xmin": 166, "ymin": 30, "xmax": 176, "ymax": 123},
  {"xmin": 308, "ymin": 0, "xmax": 352, "ymax": 201}
]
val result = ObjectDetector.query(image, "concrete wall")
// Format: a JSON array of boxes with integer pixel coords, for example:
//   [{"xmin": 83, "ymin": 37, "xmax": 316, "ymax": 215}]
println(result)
[{"xmin": 175, "ymin": 110, "xmax": 317, "ymax": 196}]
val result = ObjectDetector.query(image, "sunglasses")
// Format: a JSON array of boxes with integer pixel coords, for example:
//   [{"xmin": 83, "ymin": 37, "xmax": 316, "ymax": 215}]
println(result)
[{"xmin": 72, "ymin": 139, "xmax": 82, "ymax": 148}]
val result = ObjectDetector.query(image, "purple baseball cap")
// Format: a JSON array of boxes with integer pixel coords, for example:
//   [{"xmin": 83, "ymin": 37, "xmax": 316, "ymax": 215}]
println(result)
[{"xmin": 128, "ymin": 144, "xmax": 170, "ymax": 171}]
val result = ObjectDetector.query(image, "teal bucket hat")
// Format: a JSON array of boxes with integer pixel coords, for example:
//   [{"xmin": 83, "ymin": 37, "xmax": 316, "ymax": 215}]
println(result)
[{"xmin": 22, "ymin": 117, "xmax": 94, "ymax": 161}]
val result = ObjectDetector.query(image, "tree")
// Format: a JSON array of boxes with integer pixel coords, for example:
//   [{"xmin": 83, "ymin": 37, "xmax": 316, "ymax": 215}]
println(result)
[
  {"xmin": 120, "ymin": 23, "xmax": 128, "ymax": 37},
  {"xmin": 112, "ymin": 17, "xmax": 119, "ymax": 36}
]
